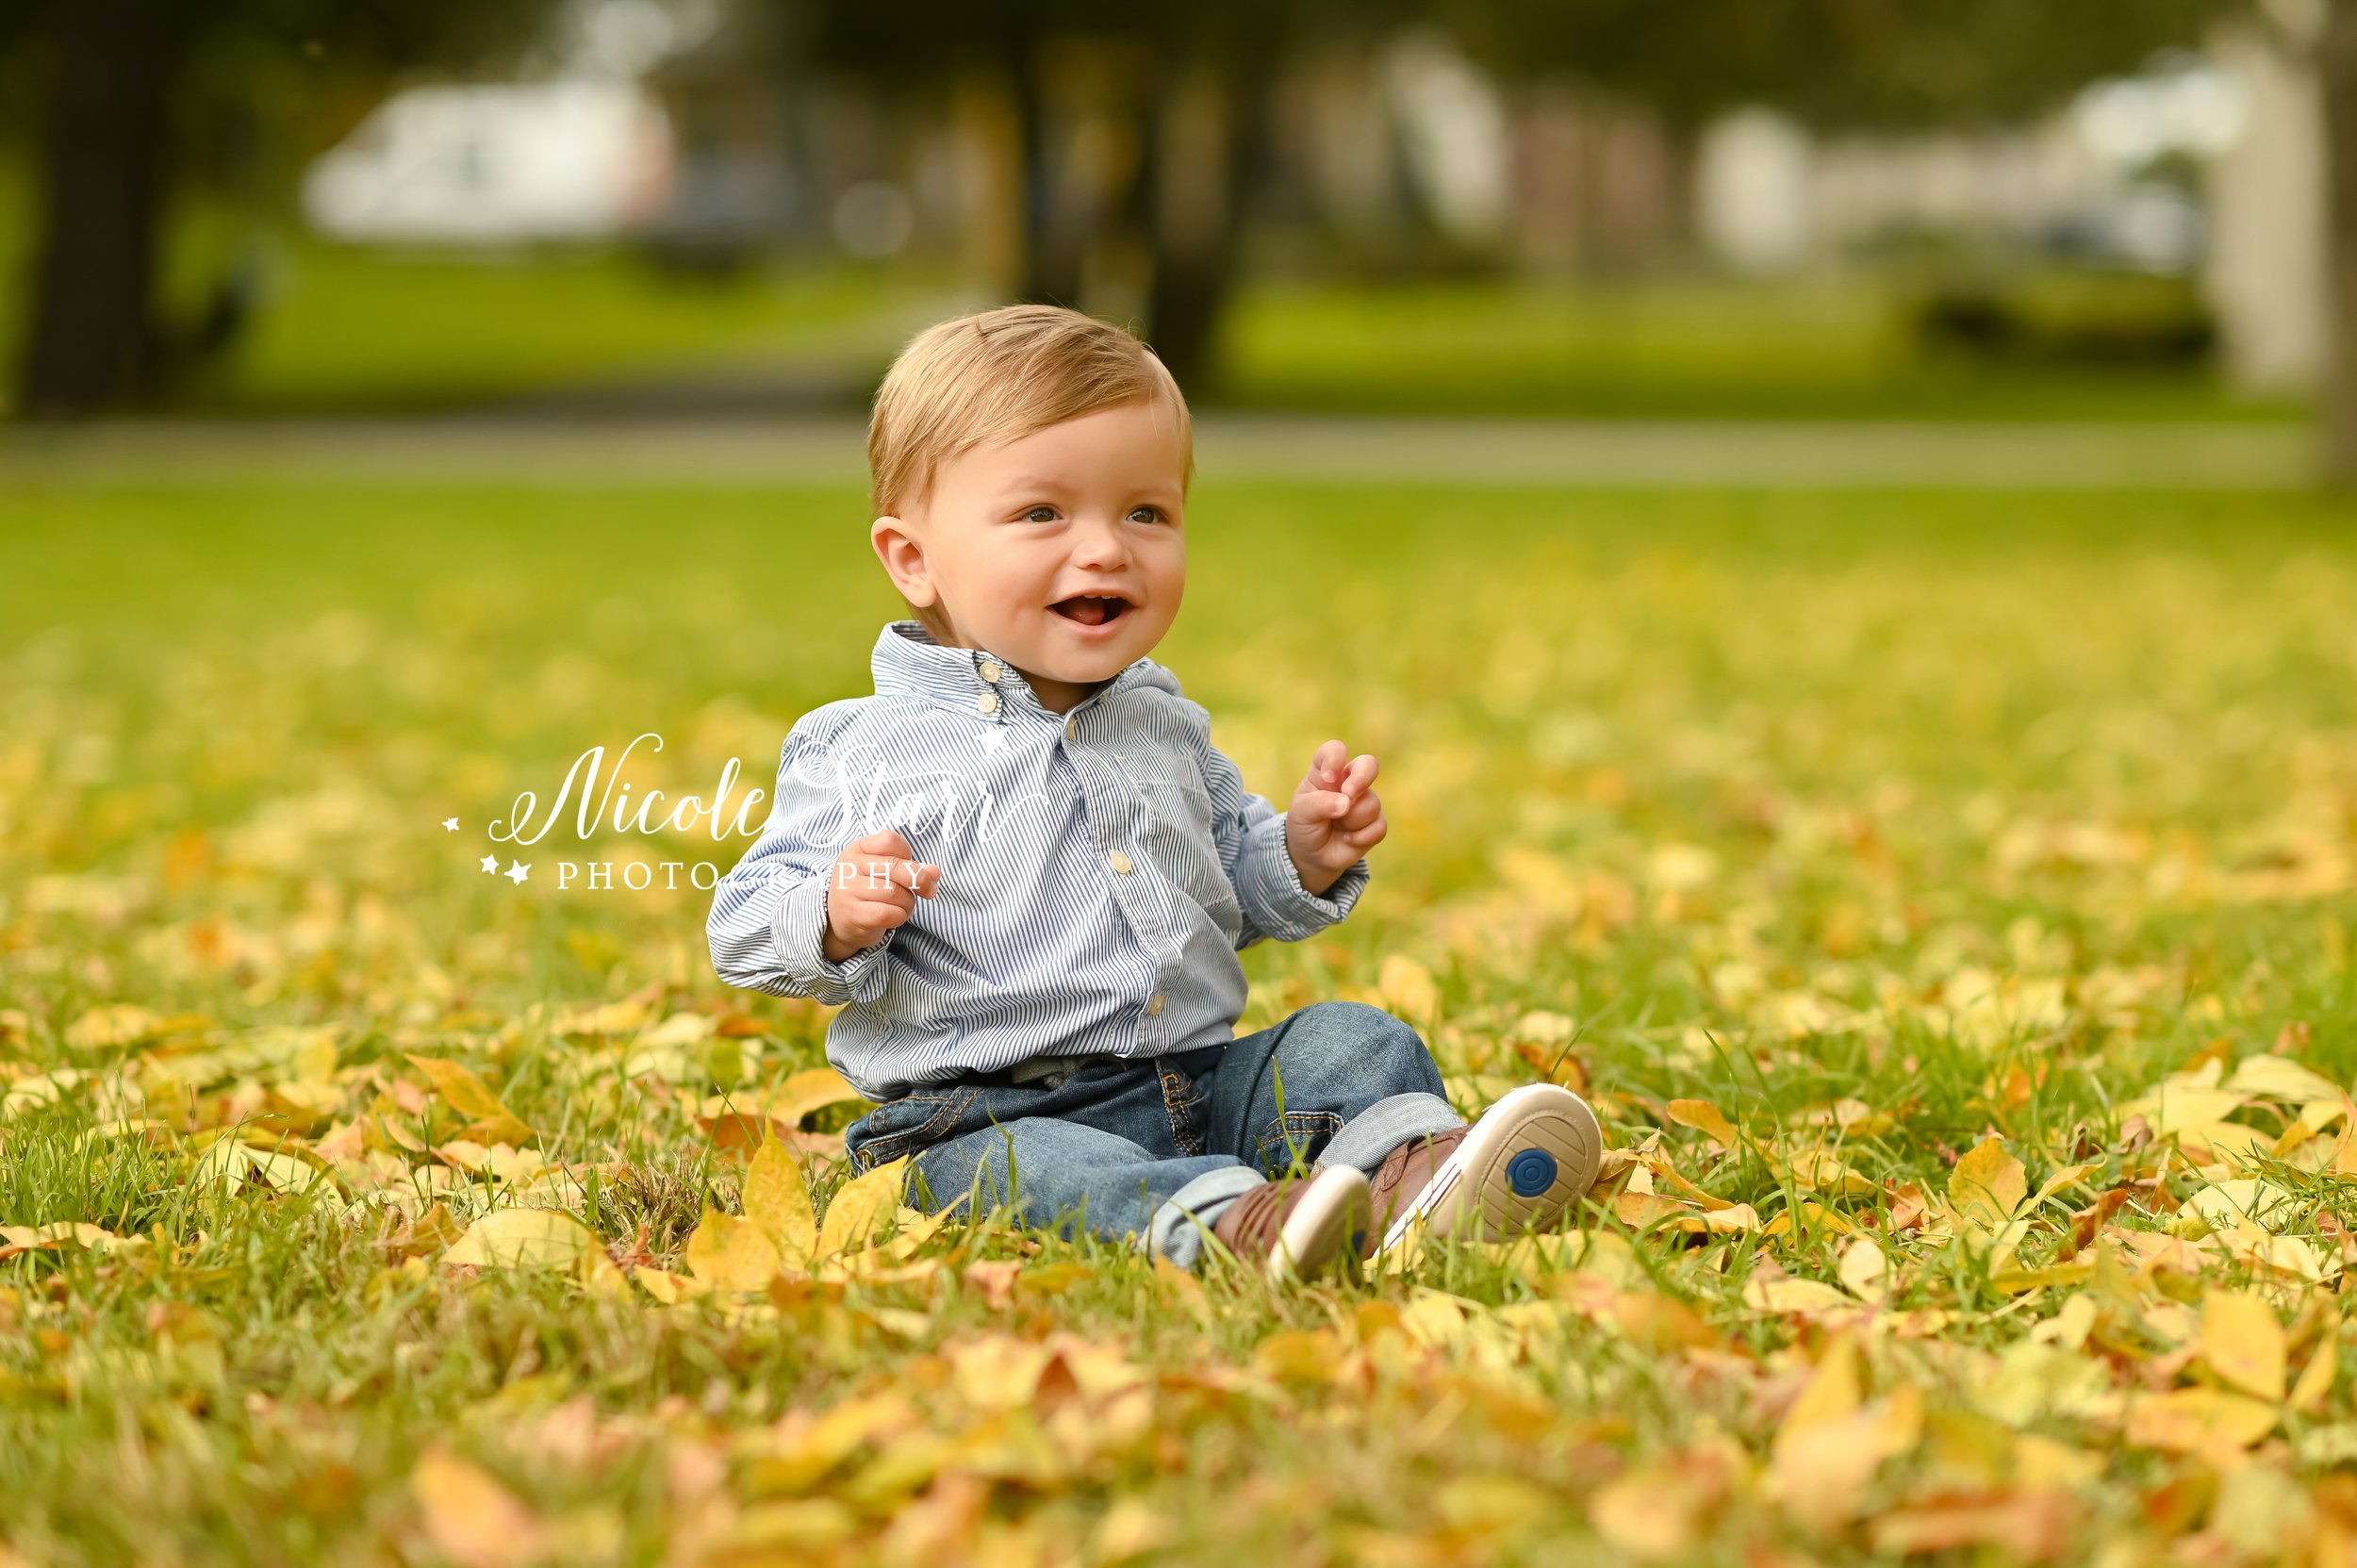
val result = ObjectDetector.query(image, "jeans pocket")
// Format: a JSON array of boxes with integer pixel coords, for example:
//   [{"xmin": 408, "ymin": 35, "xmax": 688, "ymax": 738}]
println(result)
[
  {"xmin": 848, "ymin": 1088, "xmax": 976, "ymax": 1174},
  {"xmin": 1255, "ymin": 1109, "xmax": 1343, "ymax": 1174},
  {"xmin": 1160, "ymin": 1066, "xmax": 1211, "ymax": 1157}
]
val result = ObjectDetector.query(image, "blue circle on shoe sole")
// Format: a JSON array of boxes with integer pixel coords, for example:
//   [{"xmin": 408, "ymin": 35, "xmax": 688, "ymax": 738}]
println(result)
[{"xmin": 1508, "ymin": 1148, "xmax": 1558, "ymax": 1197}]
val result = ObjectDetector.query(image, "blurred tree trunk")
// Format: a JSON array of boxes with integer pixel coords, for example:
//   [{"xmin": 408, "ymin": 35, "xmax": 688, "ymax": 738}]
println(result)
[
  {"xmin": 1142, "ymin": 65, "xmax": 1248, "ymax": 394},
  {"xmin": 16, "ymin": 0, "xmax": 177, "ymax": 416},
  {"xmin": 2326, "ymin": 0, "xmax": 2357, "ymax": 482},
  {"xmin": 1010, "ymin": 39, "xmax": 1088, "ymax": 308}
]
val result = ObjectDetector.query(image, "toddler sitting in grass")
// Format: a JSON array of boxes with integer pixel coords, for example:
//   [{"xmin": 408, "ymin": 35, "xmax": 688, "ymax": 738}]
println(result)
[{"xmin": 708, "ymin": 305, "xmax": 1600, "ymax": 1279}]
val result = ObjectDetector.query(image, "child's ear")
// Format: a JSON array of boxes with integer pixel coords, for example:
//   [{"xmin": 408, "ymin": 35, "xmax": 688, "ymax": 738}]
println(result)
[{"xmin": 870, "ymin": 516, "xmax": 936, "ymax": 608}]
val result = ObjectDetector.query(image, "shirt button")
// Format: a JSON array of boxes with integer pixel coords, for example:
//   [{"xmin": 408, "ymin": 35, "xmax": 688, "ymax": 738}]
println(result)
[
  {"xmin": 977, "ymin": 690, "xmax": 1000, "ymax": 716},
  {"xmin": 1146, "ymin": 991, "xmax": 1165, "ymax": 1017},
  {"xmin": 1064, "ymin": 717, "xmax": 1079, "ymax": 741},
  {"xmin": 1108, "ymin": 849, "xmax": 1132, "ymax": 875},
  {"xmin": 978, "ymin": 658, "xmax": 1002, "ymax": 683}
]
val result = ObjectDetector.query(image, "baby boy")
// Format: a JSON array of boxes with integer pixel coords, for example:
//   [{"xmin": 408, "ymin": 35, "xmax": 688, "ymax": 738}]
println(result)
[{"xmin": 708, "ymin": 305, "xmax": 1600, "ymax": 1279}]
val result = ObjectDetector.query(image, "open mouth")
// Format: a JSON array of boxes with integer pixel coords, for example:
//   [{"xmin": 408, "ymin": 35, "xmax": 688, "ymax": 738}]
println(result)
[{"xmin": 1049, "ymin": 594, "xmax": 1133, "ymax": 628}]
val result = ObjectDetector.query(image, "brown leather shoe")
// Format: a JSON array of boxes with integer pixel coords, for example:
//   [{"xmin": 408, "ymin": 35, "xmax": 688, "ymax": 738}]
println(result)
[
  {"xmin": 1210, "ymin": 1165, "xmax": 1372, "ymax": 1282},
  {"xmin": 1367, "ymin": 1085, "xmax": 1603, "ymax": 1258},
  {"xmin": 1366, "ymin": 1127, "xmax": 1469, "ymax": 1246}
]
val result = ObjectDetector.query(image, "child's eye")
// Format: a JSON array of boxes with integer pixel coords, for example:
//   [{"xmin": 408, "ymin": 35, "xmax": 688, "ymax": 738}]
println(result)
[
  {"xmin": 1022, "ymin": 505, "xmax": 1059, "ymax": 523},
  {"xmin": 1128, "ymin": 505, "xmax": 1166, "ymax": 524}
]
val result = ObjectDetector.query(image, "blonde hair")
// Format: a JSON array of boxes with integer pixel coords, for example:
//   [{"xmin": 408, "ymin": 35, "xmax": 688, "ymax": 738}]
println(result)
[{"xmin": 867, "ymin": 304, "xmax": 1194, "ymax": 519}]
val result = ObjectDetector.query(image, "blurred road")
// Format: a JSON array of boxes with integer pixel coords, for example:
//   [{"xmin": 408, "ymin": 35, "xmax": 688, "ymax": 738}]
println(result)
[{"xmin": 0, "ymin": 414, "xmax": 2316, "ymax": 489}]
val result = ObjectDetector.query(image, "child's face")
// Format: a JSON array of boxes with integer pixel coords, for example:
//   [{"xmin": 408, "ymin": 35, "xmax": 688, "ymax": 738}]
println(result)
[{"xmin": 873, "ymin": 399, "xmax": 1188, "ymax": 713}]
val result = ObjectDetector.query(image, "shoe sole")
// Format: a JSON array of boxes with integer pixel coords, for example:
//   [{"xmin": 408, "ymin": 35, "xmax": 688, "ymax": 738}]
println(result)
[
  {"xmin": 1270, "ymin": 1165, "xmax": 1374, "ymax": 1283},
  {"xmin": 1377, "ymin": 1083, "xmax": 1602, "ymax": 1253}
]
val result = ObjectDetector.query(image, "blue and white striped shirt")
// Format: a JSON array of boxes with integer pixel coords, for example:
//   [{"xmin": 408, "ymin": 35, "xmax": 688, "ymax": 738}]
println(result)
[{"xmin": 707, "ymin": 620, "xmax": 1370, "ymax": 1100}]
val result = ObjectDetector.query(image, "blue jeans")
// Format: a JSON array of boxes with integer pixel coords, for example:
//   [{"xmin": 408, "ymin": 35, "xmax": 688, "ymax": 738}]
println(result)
[{"xmin": 841, "ymin": 1000, "xmax": 1463, "ymax": 1270}]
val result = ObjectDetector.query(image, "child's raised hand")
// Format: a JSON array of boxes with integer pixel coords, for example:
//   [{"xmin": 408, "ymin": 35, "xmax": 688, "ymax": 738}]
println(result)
[
  {"xmin": 821, "ymin": 829, "xmax": 941, "ymax": 963},
  {"xmin": 1285, "ymin": 738, "xmax": 1386, "ymax": 896}
]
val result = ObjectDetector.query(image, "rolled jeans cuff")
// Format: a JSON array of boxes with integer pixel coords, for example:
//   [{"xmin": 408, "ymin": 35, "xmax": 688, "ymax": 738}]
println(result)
[
  {"xmin": 1320, "ymin": 1091, "xmax": 1466, "ymax": 1174},
  {"xmin": 1146, "ymin": 1166, "xmax": 1269, "ymax": 1273}
]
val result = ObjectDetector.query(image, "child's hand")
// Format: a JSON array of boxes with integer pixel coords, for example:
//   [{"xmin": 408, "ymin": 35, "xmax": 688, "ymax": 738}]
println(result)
[
  {"xmin": 1285, "ymin": 739, "xmax": 1385, "ymax": 897},
  {"xmin": 821, "ymin": 830, "xmax": 941, "ymax": 963}
]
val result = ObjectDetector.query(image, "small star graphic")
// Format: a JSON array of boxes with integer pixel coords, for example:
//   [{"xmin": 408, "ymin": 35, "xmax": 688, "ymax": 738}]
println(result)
[
  {"xmin": 504, "ymin": 861, "xmax": 531, "ymax": 884},
  {"xmin": 441, "ymin": 817, "xmax": 460, "ymax": 832},
  {"xmin": 479, "ymin": 854, "xmax": 500, "ymax": 873},
  {"xmin": 978, "ymin": 728, "xmax": 1007, "ymax": 754}
]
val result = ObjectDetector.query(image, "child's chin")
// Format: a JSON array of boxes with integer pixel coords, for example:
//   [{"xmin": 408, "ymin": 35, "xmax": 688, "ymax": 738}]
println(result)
[{"xmin": 1032, "ymin": 638, "xmax": 1137, "ymax": 684}]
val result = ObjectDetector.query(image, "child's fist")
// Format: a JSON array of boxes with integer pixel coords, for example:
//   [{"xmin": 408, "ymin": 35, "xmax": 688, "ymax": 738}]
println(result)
[
  {"xmin": 821, "ymin": 829, "xmax": 941, "ymax": 963},
  {"xmin": 1285, "ymin": 738, "xmax": 1385, "ymax": 896}
]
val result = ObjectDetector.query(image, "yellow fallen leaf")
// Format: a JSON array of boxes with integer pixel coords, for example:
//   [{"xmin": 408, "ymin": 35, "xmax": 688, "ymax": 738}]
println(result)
[
  {"xmin": 1788, "ymin": 1149, "xmax": 1876, "ymax": 1197},
  {"xmin": 2202, "ymin": 1289, "xmax": 2286, "ymax": 1402},
  {"xmin": 2118, "ymin": 1083, "xmax": 2246, "ymax": 1134},
  {"xmin": 0, "ymin": 1221, "xmax": 125, "ymax": 1256},
  {"xmin": 722, "ymin": 1498, "xmax": 858, "ymax": 1553},
  {"xmin": 816, "ymin": 1158, "xmax": 908, "ymax": 1259},
  {"xmin": 1974, "ymin": 1341, "xmax": 2116, "ymax": 1428},
  {"xmin": 1773, "ymin": 1383, "xmax": 1923, "ymax": 1535},
  {"xmin": 551, "ymin": 995, "xmax": 652, "ymax": 1038},
  {"xmin": 1377, "ymin": 954, "xmax": 1441, "ymax": 1022},
  {"xmin": 1744, "ymin": 1276, "xmax": 1857, "ymax": 1316},
  {"xmin": 411, "ymin": 1447, "xmax": 547, "ymax": 1568},
  {"xmin": 684, "ymin": 1210, "xmax": 782, "ymax": 1291},
  {"xmin": 1759, "ymin": 1200, "xmax": 1854, "ymax": 1238},
  {"xmin": 2292, "ymin": 1320, "xmax": 2338, "ymax": 1414},
  {"xmin": 954, "ymin": 1336, "xmax": 1060, "ymax": 1408},
  {"xmin": 2022, "ymin": 1163, "xmax": 2095, "ymax": 1215},
  {"xmin": 1667, "ymin": 1098, "xmax": 1739, "ymax": 1147},
  {"xmin": 1950, "ymin": 1137, "xmax": 2026, "ymax": 1231},
  {"xmin": 443, "ymin": 1208, "xmax": 599, "ymax": 1270},
  {"xmin": 1094, "ymin": 1496, "xmax": 1178, "ymax": 1564},
  {"xmin": 2223, "ymin": 1056, "xmax": 2345, "ymax": 1104},
  {"xmin": 407, "ymin": 1053, "xmax": 535, "ymax": 1147},
  {"xmin": 765, "ymin": 1066, "xmax": 865, "ymax": 1127},
  {"xmin": 1776, "ymin": 1331, "xmax": 1863, "ymax": 1445},
  {"xmin": 2180, "ymin": 1121, "xmax": 2274, "ymax": 1168},
  {"xmin": 742, "ymin": 1137, "xmax": 817, "ymax": 1265},
  {"xmin": 1588, "ymin": 1445, "xmax": 1737, "ymax": 1561},
  {"xmin": 1252, "ymin": 1329, "xmax": 1346, "ymax": 1385},
  {"xmin": 1839, "ymin": 1237, "xmax": 1888, "ymax": 1305},
  {"xmin": 632, "ymin": 1267, "xmax": 708, "ymax": 1305},
  {"xmin": 192, "ymin": 1140, "xmax": 341, "ymax": 1205},
  {"xmin": 743, "ymin": 1393, "xmax": 915, "ymax": 1494},
  {"xmin": 880, "ymin": 1201, "xmax": 962, "ymax": 1260},
  {"xmin": 1989, "ymin": 1261, "xmax": 2094, "ymax": 1295},
  {"xmin": 2219, "ymin": 1226, "xmax": 2340, "ymax": 1285},
  {"xmin": 1869, "ymin": 1487, "xmax": 2077, "ymax": 1560},
  {"xmin": 2126, "ymin": 1387, "xmax": 2278, "ymax": 1455},
  {"xmin": 636, "ymin": 1012, "xmax": 715, "ymax": 1048},
  {"xmin": 2185, "ymin": 1180, "xmax": 2307, "ymax": 1234},
  {"xmin": 65, "ymin": 1003, "xmax": 166, "ymax": 1051}
]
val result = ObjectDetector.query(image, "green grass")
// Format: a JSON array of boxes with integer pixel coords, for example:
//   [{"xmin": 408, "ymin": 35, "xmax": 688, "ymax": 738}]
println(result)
[
  {"xmin": 0, "ymin": 165, "xmax": 955, "ymax": 416},
  {"xmin": 4, "ymin": 478, "xmax": 2357, "ymax": 1565},
  {"xmin": 0, "ymin": 155, "xmax": 2297, "ymax": 420},
  {"xmin": 1217, "ymin": 273, "xmax": 2298, "ymax": 421}
]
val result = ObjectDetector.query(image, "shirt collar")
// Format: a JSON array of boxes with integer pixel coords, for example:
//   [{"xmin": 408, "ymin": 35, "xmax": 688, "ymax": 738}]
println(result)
[{"xmin": 869, "ymin": 619, "xmax": 1178, "ymax": 718}]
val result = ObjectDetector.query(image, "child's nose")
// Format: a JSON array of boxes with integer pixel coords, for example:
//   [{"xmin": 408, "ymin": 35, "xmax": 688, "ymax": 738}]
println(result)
[{"xmin": 1069, "ymin": 517, "xmax": 1130, "ymax": 566}]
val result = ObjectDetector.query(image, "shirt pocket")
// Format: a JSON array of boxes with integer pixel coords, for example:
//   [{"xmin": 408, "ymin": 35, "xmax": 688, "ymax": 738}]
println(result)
[{"xmin": 1113, "ymin": 749, "xmax": 1238, "ymax": 920}]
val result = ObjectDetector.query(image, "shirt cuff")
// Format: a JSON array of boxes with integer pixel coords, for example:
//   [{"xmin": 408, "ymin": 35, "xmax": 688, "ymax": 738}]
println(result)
[
  {"xmin": 1235, "ymin": 816, "xmax": 1370, "ymax": 943},
  {"xmin": 772, "ymin": 871, "xmax": 894, "ymax": 1005}
]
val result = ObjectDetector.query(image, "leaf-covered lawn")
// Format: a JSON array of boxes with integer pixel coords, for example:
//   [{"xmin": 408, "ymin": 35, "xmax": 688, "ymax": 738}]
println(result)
[{"xmin": 3, "ymin": 479, "xmax": 2355, "ymax": 1566}]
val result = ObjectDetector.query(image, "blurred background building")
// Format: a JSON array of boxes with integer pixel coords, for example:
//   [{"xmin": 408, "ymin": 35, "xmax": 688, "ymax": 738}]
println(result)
[{"xmin": 4, "ymin": 0, "xmax": 2351, "ymax": 447}]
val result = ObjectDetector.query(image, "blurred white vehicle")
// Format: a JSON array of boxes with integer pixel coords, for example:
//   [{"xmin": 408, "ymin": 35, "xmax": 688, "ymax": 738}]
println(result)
[{"xmin": 303, "ymin": 79, "xmax": 673, "ymax": 244}]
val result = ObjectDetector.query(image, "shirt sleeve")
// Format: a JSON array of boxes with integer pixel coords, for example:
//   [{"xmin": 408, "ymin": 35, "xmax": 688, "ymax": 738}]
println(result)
[
  {"xmin": 1204, "ymin": 737, "xmax": 1370, "ymax": 948},
  {"xmin": 706, "ymin": 719, "xmax": 895, "ymax": 1005}
]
